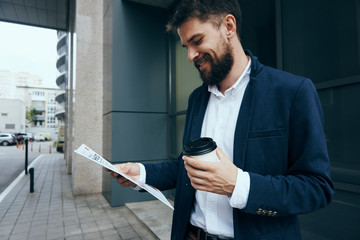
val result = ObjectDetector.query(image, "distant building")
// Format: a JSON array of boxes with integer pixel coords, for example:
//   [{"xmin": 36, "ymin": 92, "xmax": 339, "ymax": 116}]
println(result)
[
  {"xmin": 55, "ymin": 31, "xmax": 67, "ymax": 124},
  {"xmin": 25, "ymin": 88, "xmax": 60, "ymax": 128},
  {"xmin": 0, "ymin": 70, "xmax": 43, "ymax": 99},
  {"xmin": 55, "ymin": 30, "xmax": 74, "ymax": 169},
  {"xmin": 0, "ymin": 70, "xmax": 61, "ymax": 129},
  {"xmin": 0, "ymin": 99, "xmax": 25, "ymax": 132}
]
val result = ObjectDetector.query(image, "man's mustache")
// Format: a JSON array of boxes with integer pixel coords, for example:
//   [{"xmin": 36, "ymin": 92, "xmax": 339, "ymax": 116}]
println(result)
[{"xmin": 194, "ymin": 54, "xmax": 211, "ymax": 69}]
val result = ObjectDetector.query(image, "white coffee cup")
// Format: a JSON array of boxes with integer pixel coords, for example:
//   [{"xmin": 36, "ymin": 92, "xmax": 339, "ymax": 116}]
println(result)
[{"xmin": 183, "ymin": 137, "xmax": 219, "ymax": 162}]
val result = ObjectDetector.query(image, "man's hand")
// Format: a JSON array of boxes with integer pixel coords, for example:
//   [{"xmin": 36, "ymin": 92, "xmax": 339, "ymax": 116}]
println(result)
[
  {"xmin": 183, "ymin": 147, "xmax": 238, "ymax": 195},
  {"xmin": 105, "ymin": 162, "xmax": 140, "ymax": 187}
]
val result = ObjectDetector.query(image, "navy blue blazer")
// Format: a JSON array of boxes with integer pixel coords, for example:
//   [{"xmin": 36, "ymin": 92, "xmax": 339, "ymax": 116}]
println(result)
[{"xmin": 144, "ymin": 52, "xmax": 335, "ymax": 240}]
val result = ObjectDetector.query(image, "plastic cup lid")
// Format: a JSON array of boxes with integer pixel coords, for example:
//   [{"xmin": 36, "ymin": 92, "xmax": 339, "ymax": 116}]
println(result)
[{"xmin": 183, "ymin": 137, "xmax": 217, "ymax": 156}]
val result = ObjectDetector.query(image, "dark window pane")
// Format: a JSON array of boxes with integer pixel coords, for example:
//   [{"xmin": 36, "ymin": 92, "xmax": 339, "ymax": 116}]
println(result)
[
  {"xmin": 318, "ymin": 84, "xmax": 360, "ymax": 172},
  {"xmin": 5, "ymin": 124, "xmax": 15, "ymax": 129},
  {"xmin": 239, "ymin": 0, "xmax": 277, "ymax": 68},
  {"xmin": 282, "ymin": 0, "xmax": 360, "ymax": 82}
]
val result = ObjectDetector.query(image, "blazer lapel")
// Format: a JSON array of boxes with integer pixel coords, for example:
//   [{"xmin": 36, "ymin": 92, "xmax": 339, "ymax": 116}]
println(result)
[
  {"xmin": 233, "ymin": 76, "xmax": 256, "ymax": 169},
  {"xmin": 186, "ymin": 78, "xmax": 256, "ymax": 169},
  {"xmin": 190, "ymin": 86, "xmax": 210, "ymax": 140}
]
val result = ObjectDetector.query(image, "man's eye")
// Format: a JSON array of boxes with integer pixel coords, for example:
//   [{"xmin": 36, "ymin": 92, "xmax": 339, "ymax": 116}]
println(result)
[{"xmin": 194, "ymin": 38, "xmax": 203, "ymax": 45}]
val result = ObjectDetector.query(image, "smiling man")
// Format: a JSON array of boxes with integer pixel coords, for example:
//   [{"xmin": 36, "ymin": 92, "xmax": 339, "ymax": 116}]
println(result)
[
  {"xmin": 177, "ymin": 12, "xmax": 245, "ymax": 91},
  {"xmin": 106, "ymin": 1, "xmax": 335, "ymax": 239}
]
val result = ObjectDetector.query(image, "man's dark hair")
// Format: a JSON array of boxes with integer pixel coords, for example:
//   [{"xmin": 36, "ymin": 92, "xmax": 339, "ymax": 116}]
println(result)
[{"xmin": 167, "ymin": 0, "xmax": 242, "ymax": 39}]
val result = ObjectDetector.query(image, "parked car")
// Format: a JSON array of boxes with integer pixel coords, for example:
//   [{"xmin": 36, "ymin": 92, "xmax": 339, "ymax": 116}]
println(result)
[
  {"xmin": 36, "ymin": 132, "xmax": 51, "ymax": 141},
  {"xmin": 25, "ymin": 133, "xmax": 34, "ymax": 141},
  {"xmin": 57, "ymin": 124, "xmax": 65, "ymax": 152},
  {"xmin": 0, "ymin": 133, "xmax": 16, "ymax": 146},
  {"xmin": 34, "ymin": 134, "xmax": 46, "ymax": 142},
  {"xmin": 13, "ymin": 132, "xmax": 34, "ymax": 142},
  {"xmin": 13, "ymin": 132, "xmax": 27, "ymax": 143}
]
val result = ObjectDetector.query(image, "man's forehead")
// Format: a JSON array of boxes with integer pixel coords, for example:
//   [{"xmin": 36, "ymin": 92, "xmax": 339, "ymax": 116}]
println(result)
[
  {"xmin": 178, "ymin": 18, "xmax": 200, "ymax": 35},
  {"xmin": 177, "ymin": 18, "xmax": 211, "ymax": 44}
]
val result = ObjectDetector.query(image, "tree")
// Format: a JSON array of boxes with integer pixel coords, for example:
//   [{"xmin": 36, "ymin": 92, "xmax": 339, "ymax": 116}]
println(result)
[{"xmin": 26, "ymin": 108, "xmax": 37, "ymax": 124}]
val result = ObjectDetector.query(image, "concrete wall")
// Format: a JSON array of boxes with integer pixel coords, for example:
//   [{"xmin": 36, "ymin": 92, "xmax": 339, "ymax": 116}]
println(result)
[
  {"xmin": 72, "ymin": 0, "xmax": 104, "ymax": 195},
  {"xmin": 70, "ymin": 0, "xmax": 170, "ymax": 203},
  {"xmin": 102, "ymin": 0, "xmax": 170, "ymax": 206},
  {"xmin": 0, "ymin": 99, "xmax": 25, "ymax": 132}
]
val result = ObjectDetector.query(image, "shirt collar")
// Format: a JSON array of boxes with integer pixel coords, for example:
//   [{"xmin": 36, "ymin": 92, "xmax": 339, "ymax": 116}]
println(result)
[{"xmin": 208, "ymin": 58, "xmax": 252, "ymax": 97}]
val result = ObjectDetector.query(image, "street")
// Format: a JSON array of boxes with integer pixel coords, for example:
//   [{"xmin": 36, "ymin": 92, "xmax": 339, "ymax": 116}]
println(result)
[{"xmin": 0, "ymin": 141, "xmax": 58, "ymax": 194}]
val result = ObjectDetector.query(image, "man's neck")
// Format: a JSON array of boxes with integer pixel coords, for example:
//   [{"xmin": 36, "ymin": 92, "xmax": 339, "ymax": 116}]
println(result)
[{"xmin": 218, "ymin": 43, "xmax": 249, "ymax": 94}]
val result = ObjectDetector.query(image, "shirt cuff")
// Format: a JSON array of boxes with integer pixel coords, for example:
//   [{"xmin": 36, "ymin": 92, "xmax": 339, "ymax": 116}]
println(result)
[
  {"xmin": 132, "ymin": 163, "xmax": 146, "ymax": 191},
  {"xmin": 229, "ymin": 168, "xmax": 250, "ymax": 209}
]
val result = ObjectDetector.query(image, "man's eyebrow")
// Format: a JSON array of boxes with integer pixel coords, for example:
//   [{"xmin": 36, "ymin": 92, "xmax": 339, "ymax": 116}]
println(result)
[{"xmin": 182, "ymin": 34, "xmax": 202, "ymax": 48}]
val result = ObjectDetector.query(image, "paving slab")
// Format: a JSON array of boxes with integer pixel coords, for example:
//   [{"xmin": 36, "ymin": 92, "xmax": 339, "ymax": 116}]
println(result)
[
  {"xmin": 0, "ymin": 153, "xmax": 161, "ymax": 240},
  {"xmin": 126, "ymin": 200, "xmax": 173, "ymax": 240}
]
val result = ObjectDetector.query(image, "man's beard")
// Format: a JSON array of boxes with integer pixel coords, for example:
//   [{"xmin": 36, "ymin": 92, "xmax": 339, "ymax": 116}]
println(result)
[{"xmin": 196, "ymin": 44, "xmax": 234, "ymax": 86}]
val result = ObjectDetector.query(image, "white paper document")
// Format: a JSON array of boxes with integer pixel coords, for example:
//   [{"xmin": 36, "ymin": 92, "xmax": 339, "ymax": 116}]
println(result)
[{"xmin": 74, "ymin": 144, "xmax": 174, "ymax": 210}]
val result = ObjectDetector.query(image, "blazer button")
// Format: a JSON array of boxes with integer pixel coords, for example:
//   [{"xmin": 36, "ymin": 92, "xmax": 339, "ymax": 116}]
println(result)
[
  {"xmin": 256, "ymin": 208, "xmax": 262, "ymax": 215},
  {"xmin": 273, "ymin": 211, "xmax": 278, "ymax": 216},
  {"xmin": 261, "ymin": 210, "xmax": 268, "ymax": 216},
  {"xmin": 268, "ymin": 210, "xmax": 273, "ymax": 216}
]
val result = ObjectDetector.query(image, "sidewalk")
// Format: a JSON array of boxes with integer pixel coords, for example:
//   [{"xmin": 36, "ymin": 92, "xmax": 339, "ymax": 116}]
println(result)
[{"xmin": 0, "ymin": 152, "xmax": 171, "ymax": 240}]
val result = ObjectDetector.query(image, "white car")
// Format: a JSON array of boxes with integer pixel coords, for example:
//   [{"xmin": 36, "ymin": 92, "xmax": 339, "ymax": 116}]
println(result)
[
  {"xmin": 34, "ymin": 135, "xmax": 46, "ymax": 141},
  {"xmin": 0, "ymin": 133, "xmax": 16, "ymax": 146}
]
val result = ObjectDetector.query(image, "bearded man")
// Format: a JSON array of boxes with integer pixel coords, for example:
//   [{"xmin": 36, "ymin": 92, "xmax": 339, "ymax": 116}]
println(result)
[{"xmin": 107, "ymin": 1, "xmax": 335, "ymax": 239}]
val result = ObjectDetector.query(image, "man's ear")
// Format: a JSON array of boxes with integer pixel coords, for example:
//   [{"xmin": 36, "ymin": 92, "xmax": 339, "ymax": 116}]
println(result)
[{"xmin": 223, "ymin": 14, "xmax": 236, "ymax": 38}]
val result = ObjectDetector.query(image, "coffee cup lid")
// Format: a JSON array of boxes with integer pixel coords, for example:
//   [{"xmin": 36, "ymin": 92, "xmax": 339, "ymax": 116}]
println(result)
[{"xmin": 183, "ymin": 137, "xmax": 217, "ymax": 156}]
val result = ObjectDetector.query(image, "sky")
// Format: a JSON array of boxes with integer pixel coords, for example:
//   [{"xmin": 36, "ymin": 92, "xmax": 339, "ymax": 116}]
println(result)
[{"xmin": 0, "ymin": 21, "xmax": 59, "ymax": 88}]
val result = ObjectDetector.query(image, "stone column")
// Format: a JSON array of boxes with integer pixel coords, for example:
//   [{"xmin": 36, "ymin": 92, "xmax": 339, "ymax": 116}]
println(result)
[{"xmin": 72, "ymin": 0, "xmax": 104, "ymax": 195}]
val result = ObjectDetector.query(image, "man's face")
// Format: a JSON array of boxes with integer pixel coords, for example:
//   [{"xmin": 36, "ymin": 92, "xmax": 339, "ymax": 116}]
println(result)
[{"xmin": 178, "ymin": 17, "xmax": 234, "ymax": 86}]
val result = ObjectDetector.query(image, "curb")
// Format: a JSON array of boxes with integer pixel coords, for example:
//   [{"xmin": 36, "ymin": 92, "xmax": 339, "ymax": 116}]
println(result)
[{"xmin": 0, "ymin": 154, "xmax": 44, "ymax": 203}]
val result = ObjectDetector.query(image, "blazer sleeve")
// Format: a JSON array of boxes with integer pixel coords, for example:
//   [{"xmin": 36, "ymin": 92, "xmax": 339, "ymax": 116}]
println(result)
[
  {"xmin": 143, "ymin": 88, "xmax": 199, "ymax": 191},
  {"xmin": 143, "ymin": 157, "xmax": 181, "ymax": 191},
  {"xmin": 242, "ymin": 78, "xmax": 335, "ymax": 217}
]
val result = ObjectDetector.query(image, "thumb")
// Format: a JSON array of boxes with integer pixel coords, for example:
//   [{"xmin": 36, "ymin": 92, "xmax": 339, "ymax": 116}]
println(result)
[
  {"xmin": 216, "ymin": 147, "xmax": 229, "ymax": 162},
  {"xmin": 118, "ymin": 163, "xmax": 131, "ymax": 174},
  {"xmin": 113, "ymin": 163, "xmax": 127, "ymax": 174}
]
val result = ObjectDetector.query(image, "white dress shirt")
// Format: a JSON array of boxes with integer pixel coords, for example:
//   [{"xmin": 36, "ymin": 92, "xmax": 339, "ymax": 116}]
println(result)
[
  {"xmin": 137, "ymin": 59, "xmax": 251, "ymax": 238},
  {"xmin": 189, "ymin": 59, "xmax": 251, "ymax": 238}
]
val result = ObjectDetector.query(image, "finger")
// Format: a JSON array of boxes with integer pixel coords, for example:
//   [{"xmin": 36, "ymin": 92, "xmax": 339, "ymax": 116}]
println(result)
[
  {"xmin": 216, "ymin": 147, "xmax": 229, "ymax": 162},
  {"xmin": 116, "ymin": 163, "xmax": 133, "ymax": 175},
  {"xmin": 117, "ymin": 177, "xmax": 136, "ymax": 187},
  {"xmin": 191, "ymin": 182, "xmax": 207, "ymax": 191},
  {"xmin": 188, "ymin": 176, "xmax": 209, "ymax": 191},
  {"xmin": 116, "ymin": 176, "xmax": 131, "ymax": 185},
  {"xmin": 184, "ymin": 162, "xmax": 209, "ymax": 180},
  {"xmin": 184, "ymin": 166, "xmax": 213, "ymax": 191},
  {"xmin": 183, "ymin": 155, "xmax": 212, "ymax": 171},
  {"xmin": 216, "ymin": 147, "xmax": 224, "ymax": 159},
  {"xmin": 110, "ymin": 172, "xmax": 119, "ymax": 178},
  {"xmin": 114, "ymin": 164, "xmax": 125, "ymax": 173},
  {"xmin": 187, "ymin": 172, "xmax": 209, "ymax": 186},
  {"xmin": 183, "ymin": 155, "xmax": 199, "ymax": 167},
  {"xmin": 184, "ymin": 159, "xmax": 201, "ymax": 175}
]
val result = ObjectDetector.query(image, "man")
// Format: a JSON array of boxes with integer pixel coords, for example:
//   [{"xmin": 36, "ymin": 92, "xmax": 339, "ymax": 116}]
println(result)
[{"xmin": 107, "ymin": 0, "xmax": 335, "ymax": 239}]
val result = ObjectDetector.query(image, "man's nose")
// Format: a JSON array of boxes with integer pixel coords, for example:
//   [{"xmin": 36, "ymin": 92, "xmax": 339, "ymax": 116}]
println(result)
[{"xmin": 188, "ymin": 47, "xmax": 199, "ymax": 62}]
